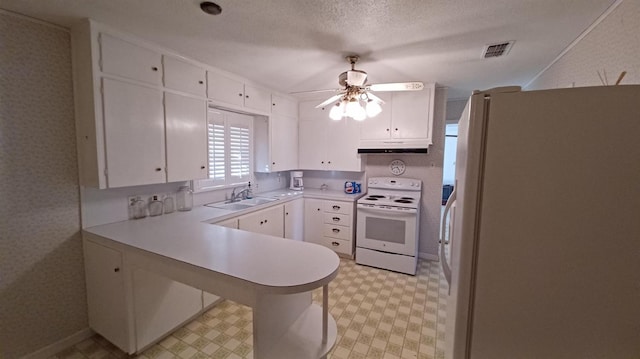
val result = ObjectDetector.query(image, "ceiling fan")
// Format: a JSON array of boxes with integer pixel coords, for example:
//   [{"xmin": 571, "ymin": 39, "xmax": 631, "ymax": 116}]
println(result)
[{"xmin": 297, "ymin": 55, "xmax": 425, "ymax": 121}]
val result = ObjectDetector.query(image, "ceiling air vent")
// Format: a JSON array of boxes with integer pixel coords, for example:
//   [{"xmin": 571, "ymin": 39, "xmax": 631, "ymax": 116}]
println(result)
[{"xmin": 482, "ymin": 41, "xmax": 515, "ymax": 58}]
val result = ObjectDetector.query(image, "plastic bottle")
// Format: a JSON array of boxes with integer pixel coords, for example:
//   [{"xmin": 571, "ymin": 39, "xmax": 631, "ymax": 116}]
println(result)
[
  {"xmin": 176, "ymin": 186, "xmax": 193, "ymax": 211},
  {"xmin": 246, "ymin": 182, "xmax": 253, "ymax": 199}
]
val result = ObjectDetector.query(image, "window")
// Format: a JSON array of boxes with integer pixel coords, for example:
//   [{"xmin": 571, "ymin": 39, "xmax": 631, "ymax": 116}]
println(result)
[{"xmin": 193, "ymin": 108, "xmax": 253, "ymax": 192}]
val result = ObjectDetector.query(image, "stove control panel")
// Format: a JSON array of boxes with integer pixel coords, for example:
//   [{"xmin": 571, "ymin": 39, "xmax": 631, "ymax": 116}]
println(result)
[{"xmin": 368, "ymin": 177, "xmax": 422, "ymax": 191}]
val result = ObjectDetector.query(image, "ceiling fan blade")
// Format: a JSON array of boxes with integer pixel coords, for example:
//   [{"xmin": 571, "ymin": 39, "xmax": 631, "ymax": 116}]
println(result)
[
  {"xmin": 315, "ymin": 94, "xmax": 343, "ymax": 108},
  {"xmin": 369, "ymin": 82, "xmax": 424, "ymax": 92},
  {"xmin": 289, "ymin": 88, "xmax": 340, "ymax": 95}
]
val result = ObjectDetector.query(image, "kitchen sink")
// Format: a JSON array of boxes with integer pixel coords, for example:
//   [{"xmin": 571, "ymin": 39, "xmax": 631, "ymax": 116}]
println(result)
[
  {"xmin": 241, "ymin": 197, "xmax": 278, "ymax": 205},
  {"xmin": 205, "ymin": 196, "xmax": 279, "ymax": 211}
]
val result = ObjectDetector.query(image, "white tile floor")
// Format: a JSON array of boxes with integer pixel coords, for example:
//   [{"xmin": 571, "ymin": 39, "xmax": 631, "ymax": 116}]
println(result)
[{"xmin": 52, "ymin": 258, "xmax": 448, "ymax": 359}]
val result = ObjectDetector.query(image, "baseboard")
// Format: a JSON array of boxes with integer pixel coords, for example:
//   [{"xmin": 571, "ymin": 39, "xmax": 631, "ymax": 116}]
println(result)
[
  {"xmin": 419, "ymin": 252, "xmax": 439, "ymax": 261},
  {"xmin": 21, "ymin": 328, "xmax": 94, "ymax": 359}
]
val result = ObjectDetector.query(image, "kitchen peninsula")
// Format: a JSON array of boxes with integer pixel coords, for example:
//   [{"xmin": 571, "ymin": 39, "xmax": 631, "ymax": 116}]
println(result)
[{"xmin": 83, "ymin": 204, "xmax": 339, "ymax": 359}]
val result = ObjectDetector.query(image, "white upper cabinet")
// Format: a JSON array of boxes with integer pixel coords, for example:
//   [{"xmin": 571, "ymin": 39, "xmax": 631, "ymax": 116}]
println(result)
[
  {"xmin": 206, "ymin": 71, "xmax": 245, "ymax": 107},
  {"xmin": 163, "ymin": 55, "xmax": 206, "ymax": 97},
  {"xmin": 100, "ymin": 33, "xmax": 162, "ymax": 85},
  {"xmin": 360, "ymin": 83, "xmax": 436, "ymax": 146},
  {"xmin": 207, "ymin": 71, "xmax": 271, "ymax": 113},
  {"xmin": 271, "ymin": 94, "xmax": 298, "ymax": 118},
  {"xmin": 298, "ymin": 100, "xmax": 363, "ymax": 172},
  {"xmin": 164, "ymin": 93, "xmax": 208, "ymax": 182},
  {"xmin": 255, "ymin": 114, "xmax": 298, "ymax": 172},
  {"xmin": 244, "ymin": 84, "xmax": 271, "ymax": 112},
  {"xmin": 102, "ymin": 78, "xmax": 165, "ymax": 188}
]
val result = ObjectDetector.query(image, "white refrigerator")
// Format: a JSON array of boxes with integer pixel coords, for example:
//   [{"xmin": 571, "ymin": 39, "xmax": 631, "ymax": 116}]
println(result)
[{"xmin": 440, "ymin": 85, "xmax": 640, "ymax": 358}]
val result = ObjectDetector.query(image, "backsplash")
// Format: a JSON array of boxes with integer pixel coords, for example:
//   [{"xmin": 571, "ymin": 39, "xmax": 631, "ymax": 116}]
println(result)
[{"xmin": 301, "ymin": 170, "xmax": 366, "ymax": 192}]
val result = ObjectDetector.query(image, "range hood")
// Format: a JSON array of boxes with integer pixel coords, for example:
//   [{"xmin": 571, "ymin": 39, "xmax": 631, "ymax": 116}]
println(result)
[{"xmin": 358, "ymin": 139, "xmax": 430, "ymax": 154}]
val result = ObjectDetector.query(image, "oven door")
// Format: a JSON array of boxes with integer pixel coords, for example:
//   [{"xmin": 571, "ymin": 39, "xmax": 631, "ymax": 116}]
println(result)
[{"xmin": 356, "ymin": 205, "xmax": 417, "ymax": 256}]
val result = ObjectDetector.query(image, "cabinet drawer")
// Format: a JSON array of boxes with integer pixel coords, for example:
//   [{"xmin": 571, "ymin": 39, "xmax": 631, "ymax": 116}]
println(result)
[
  {"xmin": 317, "ymin": 236, "xmax": 351, "ymax": 255},
  {"xmin": 163, "ymin": 55, "xmax": 206, "ymax": 96},
  {"xmin": 324, "ymin": 201, "xmax": 352, "ymax": 215},
  {"xmin": 323, "ymin": 213, "xmax": 350, "ymax": 227},
  {"xmin": 100, "ymin": 33, "xmax": 162, "ymax": 85},
  {"xmin": 323, "ymin": 224, "xmax": 351, "ymax": 241}
]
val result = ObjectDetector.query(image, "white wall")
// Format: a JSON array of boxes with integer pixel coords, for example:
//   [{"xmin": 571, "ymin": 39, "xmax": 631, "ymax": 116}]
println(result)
[
  {"xmin": 526, "ymin": 0, "xmax": 640, "ymax": 90},
  {"xmin": 0, "ymin": 12, "xmax": 88, "ymax": 358},
  {"xmin": 363, "ymin": 87, "xmax": 447, "ymax": 260}
]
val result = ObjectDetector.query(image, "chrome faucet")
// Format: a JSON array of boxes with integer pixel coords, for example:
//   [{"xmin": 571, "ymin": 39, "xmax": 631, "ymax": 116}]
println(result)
[{"xmin": 229, "ymin": 186, "xmax": 250, "ymax": 202}]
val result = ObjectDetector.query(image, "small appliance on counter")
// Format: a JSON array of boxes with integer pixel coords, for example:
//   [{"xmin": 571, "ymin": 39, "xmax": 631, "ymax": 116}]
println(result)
[{"xmin": 290, "ymin": 171, "xmax": 303, "ymax": 190}]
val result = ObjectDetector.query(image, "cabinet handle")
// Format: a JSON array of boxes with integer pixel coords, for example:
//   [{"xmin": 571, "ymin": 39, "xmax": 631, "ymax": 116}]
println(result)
[
  {"xmin": 331, "ymin": 241, "xmax": 340, "ymax": 246},
  {"xmin": 151, "ymin": 66, "xmax": 158, "ymax": 71},
  {"xmin": 332, "ymin": 217, "xmax": 340, "ymax": 222},
  {"xmin": 198, "ymin": 80, "xmax": 204, "ymax": 84},
  {"xmin": 260, "ymin": 221, "xmax": 264, "ymax": 225},
  {"xmin": 238, "ymin": 93, "xmax": 243, "ymax": 97},
  {"xmin": 264, "ymin": 219, "xmax": 268, "ymax": 223},
  {"xmin": 285, "ymin": 212, "xmax": 289, "ymax": 216},
  {"xmin": 245, "ymin": 95, "xmax": 249, "ymax": 98},
  {"xmin": 272, "ymin": 162, "xmax": 275, "ymax": 165},
  {"xmin": 317, "ymin": 208, "xmax": 321, "ymax": 211},
  {"xmin": 333, "ymin": 205, "xmax": 340, "ymax": 210},
  {"xmin": 328, "ymin": 161, "xmax": 331, "ymax": 164},
  {"xmin": 386, "ymin": 128, "xmax": 390, "ymax": 132},
  {"xmin": 201, "ymin": 165, "xmax": 206, "ymax": 169},
  {"xmin": 114, "ymin": 267, "xmax": 120, "ymax": 272},
  {"xmin": 332, "ymin": 228, "xmax": 340, "ymax": 233},
  {"xmin": 395, "ymin": 128, "xmax": 399, "ymax": 131},
  {"xmin": 155, "ymin": 167, "xmax": 162, "ymax": 172},
  {"xmin": 272, "ymin": 103, "xmax": 276, "ymax": 106},
  {"xmin": 321, "ymin": 161, "xmax": 324, "ymax": 164}
]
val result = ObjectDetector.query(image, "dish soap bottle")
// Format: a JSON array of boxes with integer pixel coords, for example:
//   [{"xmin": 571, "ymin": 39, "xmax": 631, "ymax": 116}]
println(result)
[{"xmin": 246, "ymin": 182, "xmax": 253, "ymax": 199}]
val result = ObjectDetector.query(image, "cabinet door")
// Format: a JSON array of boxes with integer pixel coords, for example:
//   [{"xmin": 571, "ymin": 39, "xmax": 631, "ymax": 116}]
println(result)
[
  {"xmin": 391, "ymin": 89, "xmax": 432, "ymax": 139},
  {"xmin": 271, "ymin": 115, "xmax": 298, "ymax": 171},
  {"xmin": 165, "ymin": 93, "xmax": 208, "ymax": 182},
  {"xmin": 163, "ymin": 55, "xmax": 206, "ymax": 97},
  {"xmin": 83, "ymin": 240, "xmax": 130, "ymax": 352},
  {"xmin": 133, "ymin": 269, "xmax": 202, "ymax": 351},
  {"xmin": 326, "ymin": 119, "xmax": 362, "ymax": 171},
  {"xmin": 303, "ymin": 199, "xmax": 325, "ymax": 244},
  {"xmin": 206, "ymin": 71, "xmax": 244, "ymax": 106},
  {"xmin": 102, "ymin": 78, "xmax": 165, "ymax": 188},
  {"xmin": 298, "ymin": 120, "xmax": 326, "ymax": 170},
  {"xmin": 359, "ymin": 93, "xmax": 392, "ymax": 140},
  {"xmin": 244, "ymin": 85, "xmax": 271, "ymax": 113},
  {"xmin": 100, "ymin": 33, "xmax": 162, "ymax": 85},
  {"xmin": 284, "ymin": 198, "xmax": 304, "ymax": 241},
  {"xmin": 271, "ymin": 94, "xmax": 298, "ymax": 117},
  {"xmin": 238, "ymin": 205, "xmax": 284, "ymax": 237}
]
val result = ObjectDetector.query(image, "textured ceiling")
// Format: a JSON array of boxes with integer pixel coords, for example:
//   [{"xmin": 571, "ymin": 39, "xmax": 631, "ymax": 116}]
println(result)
[{"xmin": 1, "ymin": 0, "xmax": 617, "ymax": 99}]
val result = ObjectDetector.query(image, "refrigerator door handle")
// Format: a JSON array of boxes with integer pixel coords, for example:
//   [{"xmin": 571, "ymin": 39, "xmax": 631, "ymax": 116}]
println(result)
[{"xmin": 440, "ymin": 189, "xmax": 456, "ymax": 288}]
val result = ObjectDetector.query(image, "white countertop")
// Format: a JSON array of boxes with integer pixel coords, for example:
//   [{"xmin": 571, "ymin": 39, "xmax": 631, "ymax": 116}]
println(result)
[{"xmin": 84, "ymin": 188, "xmax": 363, "ymax": 294}]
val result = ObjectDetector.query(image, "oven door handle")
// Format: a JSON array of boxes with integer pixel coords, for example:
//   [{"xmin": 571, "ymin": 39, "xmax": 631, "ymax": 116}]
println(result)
[
  {"xmin": 357, "ymin": 205, "xmax": 417, "ymax": 215},
  {"xmin": 440, "ymin": 189, "xmax": 456, "ymax": 290}
]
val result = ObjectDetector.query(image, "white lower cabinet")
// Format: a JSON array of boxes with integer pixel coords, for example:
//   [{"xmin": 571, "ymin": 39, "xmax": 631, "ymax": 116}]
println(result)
[
  {"xmin": 215, "ymin": 217, "xmax": 239, "ymax": 229},
  {"xmin": 304, "ymin": 198, "xmax": 355, "ymax": 257},
  {"xmin": 238, "ymin": 205, "xmax": 284, "ymax": 237},
  {"xmin": 284, "ymin": 198, "xmax": 304, "ymax": 241},
  {"xmin": 83, "ymin": 239, "xmax": 210, "ymax": 354}
]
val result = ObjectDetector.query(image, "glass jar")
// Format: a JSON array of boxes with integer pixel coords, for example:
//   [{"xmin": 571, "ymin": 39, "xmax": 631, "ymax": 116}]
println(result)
[{"xmin": 176, "ymin": 186, "xmax": 193, "ymax": 211}]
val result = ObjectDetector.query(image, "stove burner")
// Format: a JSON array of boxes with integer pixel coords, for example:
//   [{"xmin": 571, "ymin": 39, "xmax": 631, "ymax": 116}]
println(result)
[
  {"xmin": 368, "ymin": 195, "xmax": 386, "ymax": 198},
  {"xmin": 400, "ymin": 197, "xmax": 414, "ymax": 200},
  {"xmin": 364, "ymin": 197, "xmax": 380, "ymax": 201},
  {"xmin": 394, "ymin": 199, "xmax": 413, "ymax": 204}
]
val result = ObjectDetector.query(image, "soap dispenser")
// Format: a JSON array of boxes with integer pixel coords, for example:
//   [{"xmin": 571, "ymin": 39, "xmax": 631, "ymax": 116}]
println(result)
[{"xmin": 246, "ymin": 182, "xmax": 253, "ymax": 199}]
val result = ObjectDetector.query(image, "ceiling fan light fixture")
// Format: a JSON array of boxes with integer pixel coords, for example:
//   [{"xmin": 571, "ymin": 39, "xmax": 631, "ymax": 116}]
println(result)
[
  {"xmin": 365, "ymin": 99, "xmax": 382, "ymax": 118},
  {"xmin": 329, "ymin": 102, "xmax": 344, "ymax": 121},
  {"xmin": 200, "ymin": 1, "xmax": 222, "ymax": 15}
]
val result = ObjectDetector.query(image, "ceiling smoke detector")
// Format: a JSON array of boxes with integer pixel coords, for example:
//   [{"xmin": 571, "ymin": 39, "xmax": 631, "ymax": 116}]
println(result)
[
  {"xmin": 482, "ymin": 41, "xmax": 515, "ymax": 58},
  {"xmin": 200, "ymin": 2, "xmax": 222, "ymax": 15}
]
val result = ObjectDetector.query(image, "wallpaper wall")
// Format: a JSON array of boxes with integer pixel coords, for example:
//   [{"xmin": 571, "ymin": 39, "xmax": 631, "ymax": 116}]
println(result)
[
  {"xmin": 527, "ymin": 0, "xmax": 639, "ymax": 90},
  {"xmin": 363, "ymin": 87, "xmax": 446, "ymax": 259},
  {"xmin": 0, "ymin": 12, "xmax": 87, "ymax": 358}
]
